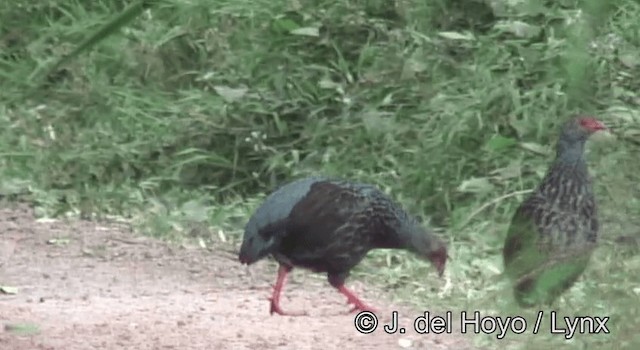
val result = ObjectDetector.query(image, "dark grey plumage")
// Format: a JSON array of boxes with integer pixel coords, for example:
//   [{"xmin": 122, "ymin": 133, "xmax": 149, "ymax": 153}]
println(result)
[
  {"xmin": 502, "ymin": 116, "xmax": 607, "ymax": 307},
  {"xmin": 239, "ymin": 176, "xmax": 448, "ymax": 316}
]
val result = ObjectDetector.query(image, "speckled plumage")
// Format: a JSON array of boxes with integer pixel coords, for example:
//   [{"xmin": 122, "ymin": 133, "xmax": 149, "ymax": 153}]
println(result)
[
  {"xmin": 503, "ymin": 116, "xmax": 607, "ymax": 308},
  {"xmin": 239, "ymin": 176, "xmax": 448, "ymax": 316}
]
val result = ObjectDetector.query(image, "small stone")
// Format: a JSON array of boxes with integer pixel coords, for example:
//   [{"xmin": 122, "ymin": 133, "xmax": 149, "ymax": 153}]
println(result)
[{"xmin": 398, "ymin": 338, "xmax": 412, "ymax": 348}]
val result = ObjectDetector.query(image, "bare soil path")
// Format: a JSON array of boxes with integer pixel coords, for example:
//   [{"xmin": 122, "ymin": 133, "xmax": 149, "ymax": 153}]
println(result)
[{"xmin": 0, "ymin": 202, "xmax": 477, "ymax": 349}]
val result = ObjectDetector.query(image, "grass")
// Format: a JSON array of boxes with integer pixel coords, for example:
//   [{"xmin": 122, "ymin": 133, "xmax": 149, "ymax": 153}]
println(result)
[{"xmin": 1, "ymin": 0, "xmax": 640, "ymax": 348}]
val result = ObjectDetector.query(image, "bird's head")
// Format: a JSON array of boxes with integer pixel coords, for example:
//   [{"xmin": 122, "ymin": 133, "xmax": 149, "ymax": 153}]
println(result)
[
  {"xmin": 561, "ymin": 116, "xmax": 608, "ymax": 143},
  {"xmin": 554, "ymin": 115, "xmax": 608, "ymax": 160},
  {"xmin": 410, "ymin": 229, "xmax": 448, "ymax": 277}
]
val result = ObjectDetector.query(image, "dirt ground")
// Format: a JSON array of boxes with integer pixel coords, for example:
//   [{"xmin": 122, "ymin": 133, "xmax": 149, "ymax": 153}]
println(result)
[{"xmin": 0, "ymin": 202, "xmax": 477, "ymax": 350}]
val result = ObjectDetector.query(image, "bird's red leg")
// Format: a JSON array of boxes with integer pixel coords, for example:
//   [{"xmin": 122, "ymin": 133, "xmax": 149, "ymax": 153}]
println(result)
[
  {"xmin": 336, "ymin": 285, "xmax": 378, "ymax": 314},
  {"xmin": 329, "ymin": 274, "xmax": 377, "ymax": 314},
  {"xmin": 269, "ymin": 265, "xmax": 307, "ymax": 316}
]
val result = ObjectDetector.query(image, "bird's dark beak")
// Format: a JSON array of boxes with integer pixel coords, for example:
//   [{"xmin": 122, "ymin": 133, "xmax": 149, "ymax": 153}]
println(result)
[
  {"xmin": 436, "ymin": 259, "xmax": 447, "ymax": 277},
  {"xmin": 427, "ymin": 247, "xmax": 448, "ymax": 277},
  {"xmin": 436, "ymin": 252, "xmax": 450, "ymax": 277}
]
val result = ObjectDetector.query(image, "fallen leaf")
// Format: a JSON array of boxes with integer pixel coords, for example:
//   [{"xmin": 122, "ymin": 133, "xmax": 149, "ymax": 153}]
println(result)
[
  {"xmin": 437, "ymin": 31, "xmax": 475, "ymax": 41},
  {"xmin": 4, "ymin": 323, "xmax": 40, "ymax": 336},
  {"xmin": 0, "ymin": 286, "xmax": 18, "ymax": 294},
  {"xmin": 494, "ymin": 20, "xmax": 541, "ymax": 38},
  {"xmin": 46, "ymin": 238, "xmax": 70, "ymax": 246},
  {"xmin": 290, "ymin": 27, "xmax": 319, "ymax": 37},
  {"xmin": 213, "ymin": 85, "xmax": 248, "ymax": 103},
  {"xmin": 217, "ymin": 229, "xmax": 227, "ymax": 243},
  {"xmin": 519, "ymin": 142, "xmax": 549, "ymax": 155},
  {"xmin": 457, "ymin": 177, "xmax": 495, "ymax": 194},
  {"xmin": 398, "ymin": 338, "xmax": 413, "ymax": 348}
]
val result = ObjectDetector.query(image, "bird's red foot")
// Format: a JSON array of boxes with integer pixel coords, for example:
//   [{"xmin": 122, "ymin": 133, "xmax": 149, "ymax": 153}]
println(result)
[
  {"xmin": 268, "ymin": 297, "xmax": 308, "ymax": 316},
  {"xmin": 266, "ymin": 265, "xmax": 307, "ymax": 316},
  {"xmin": 336, "ymin": 285, "xmax": 378, "ymax": 314},
  {"xmin": 344, "ymin": 298, "xmax": 378, "ymax": 314}
]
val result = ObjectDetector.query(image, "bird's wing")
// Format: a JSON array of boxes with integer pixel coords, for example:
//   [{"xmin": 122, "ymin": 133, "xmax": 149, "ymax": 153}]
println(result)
[
  {"xmin": 503, "ymin": 195, "xmax": 551, "ymax": 279},
  {"xmin": 581, "ymin": 195, "xmax": 599, "ymax": 244},
  {"xmin": 282, "ymin": 181, "xmax": 372, "ymax": 251},
  {"xmin": 503, "ymin": 190, "xmax": 598, "ymax": 277}
]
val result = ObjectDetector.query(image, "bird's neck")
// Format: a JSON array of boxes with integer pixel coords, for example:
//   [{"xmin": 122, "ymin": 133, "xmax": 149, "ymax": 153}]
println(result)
[
  {"xmin": 399, "ymin": 222, "xmax": 428, "ymax": 252},
  {"xmin": 556, "ymin": 138, "xmax": 585, "ymax": 161},
  {"xmin": 373, "ymin": 219, "xmax": 421, "ymax": 250},
  {"xmin": 537, "ymin": 139, "xmax": 592, "ymax": 200},
  {"xmin": 552, "ymin": 139, "xmax": 588, "ymax": 173}
]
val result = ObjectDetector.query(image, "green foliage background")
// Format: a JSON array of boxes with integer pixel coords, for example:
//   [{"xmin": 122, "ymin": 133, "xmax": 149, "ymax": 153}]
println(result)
[{"xmin": 1, "ymin": 0, "xmax": 639, "ymax": 348}]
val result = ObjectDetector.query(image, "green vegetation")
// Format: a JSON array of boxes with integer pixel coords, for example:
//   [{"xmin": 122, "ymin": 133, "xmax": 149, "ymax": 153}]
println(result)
[{"xmin": 1, "ymin": 0, "xmax": 639, "ymax": 348}]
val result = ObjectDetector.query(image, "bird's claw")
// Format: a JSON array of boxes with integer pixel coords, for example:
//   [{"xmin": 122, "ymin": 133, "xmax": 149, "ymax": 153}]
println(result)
[
  {"xmin": 268, "ymin": 297, "xmax": 308, "ymax": 317},
  {"xmin": 344, "ymin": 300, "xmax": 377, "ymax": 315}
]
